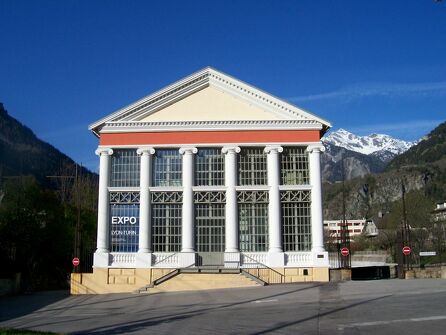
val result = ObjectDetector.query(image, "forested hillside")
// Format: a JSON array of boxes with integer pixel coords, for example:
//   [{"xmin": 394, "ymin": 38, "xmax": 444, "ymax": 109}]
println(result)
[
  {"xmin": 0, "ymin": 103, "xmax": 98, "ymax": 290},
  {"xmin": 0, "ymin": 103, "xmax": 92, "ymax": 184}
]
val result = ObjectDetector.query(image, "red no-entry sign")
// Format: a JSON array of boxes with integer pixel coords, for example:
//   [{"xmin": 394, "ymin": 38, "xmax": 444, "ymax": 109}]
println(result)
[
  {"xmin": 340, "ymin": 247, "xmax": 350, "ymax": 257},
  {"xmin": 402, "ymin": 246, "xmax": 411, "ymax": 255},
  {"xmin": 72, "ymin": 258, "xmax": 80, "ymax": 267}
]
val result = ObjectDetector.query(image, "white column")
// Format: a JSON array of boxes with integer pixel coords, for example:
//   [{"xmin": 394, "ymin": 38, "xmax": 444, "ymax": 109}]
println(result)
[
  {"xmin": 94, "ymin": 148, "xmax": 113, "ymax": 267},
  {"xmin": 179, "ymin": 147, "xmax": 197, "ymax": 253},
  {"xmin": 307, "ymin": 144, "xmax": 326, "ymax": 253},
  {"xmin": 265, "ymin": 146, "xmax": 283, "ymax": 254},
  {"xmin": 137, "ymin": 147, "xmax": 155, "ymax": 255},
  {"xmin": 222, "ymin": 146, "xmax": 241, "ymax": 253}
]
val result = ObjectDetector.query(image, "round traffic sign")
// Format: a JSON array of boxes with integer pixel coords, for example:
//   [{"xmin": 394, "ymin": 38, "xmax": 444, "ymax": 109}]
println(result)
[
  {"xmin": 402, "ymin": 246, "xmax": 411, "ymax": 255},
  {"xmin": 340, "ymin": 247, "xmax": 350, "ymax": 257},
  {"xmin": 72, "ymin": 257, "xmax": 80, "ymax": 266}
]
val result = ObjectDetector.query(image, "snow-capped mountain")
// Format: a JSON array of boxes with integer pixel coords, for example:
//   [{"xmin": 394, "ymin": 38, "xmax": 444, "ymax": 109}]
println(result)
[
  {"xmin": 322, "ymin": 128, "xmax": 416, "ymax": 159},
  {"xmin": 320, "ymin": 128, "xmax": 418, "ymax": 182}
]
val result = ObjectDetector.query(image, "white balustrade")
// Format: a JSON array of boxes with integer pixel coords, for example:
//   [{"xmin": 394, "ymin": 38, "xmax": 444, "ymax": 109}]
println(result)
[
  {"xmin": 152, "ymin": 253, "xmax": 180, "ymax": 268},
  {"xmin": 285, "ymin": 252, "xmax": 313, "ymax": 266},
  {"xmin": 241, "ymin": 253, "xmax": 268, "ymax": 268},
  {"xmin": 110, "ymin": 253, "xmax": 136, "ymax": 267}
]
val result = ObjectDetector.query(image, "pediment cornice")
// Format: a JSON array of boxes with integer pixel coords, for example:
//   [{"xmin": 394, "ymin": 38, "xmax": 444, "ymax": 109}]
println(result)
[
  {"xmin": 100, "ymin": 119, "xmax": 323, "ymax": 133},
  {"xmin": 89, "ymin": 67, "xmax": 331, "ymax": 136}
]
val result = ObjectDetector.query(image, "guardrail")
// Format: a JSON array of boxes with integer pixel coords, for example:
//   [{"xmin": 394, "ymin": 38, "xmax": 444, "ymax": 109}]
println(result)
[{"xmin": 240, "ymin": 253, "xmax": 284, "ymax": 284}]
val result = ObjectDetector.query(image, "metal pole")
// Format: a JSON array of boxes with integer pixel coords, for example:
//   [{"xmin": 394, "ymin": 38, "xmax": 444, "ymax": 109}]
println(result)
[
  {"xmin": 401, "ymin": 180, "xmax": 410, "ymax": 271},
  {"xmin": 340, "ymin": 151, "xmax": 351, "ymax": 269}
]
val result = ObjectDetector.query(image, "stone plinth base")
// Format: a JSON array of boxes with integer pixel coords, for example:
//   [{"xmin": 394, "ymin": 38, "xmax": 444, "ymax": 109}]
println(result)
[{"xmin": 71, "ymin": 266, "xmax": 330, "ymax": 295}]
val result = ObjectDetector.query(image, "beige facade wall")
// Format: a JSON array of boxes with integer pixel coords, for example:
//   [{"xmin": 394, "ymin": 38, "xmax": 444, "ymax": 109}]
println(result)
[
  {"xmin": 71, "ymin": 267, "xmax": 330, "ymax": 295},
  {"xmin": 140, "ymin": 86, "xmax": 283, "ymax": 121}
]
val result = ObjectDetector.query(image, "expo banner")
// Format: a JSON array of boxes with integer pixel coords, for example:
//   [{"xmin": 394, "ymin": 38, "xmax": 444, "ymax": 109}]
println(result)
[{"xmin": 110, "ymin": 204, "xmax": 140, "ymax": 252}]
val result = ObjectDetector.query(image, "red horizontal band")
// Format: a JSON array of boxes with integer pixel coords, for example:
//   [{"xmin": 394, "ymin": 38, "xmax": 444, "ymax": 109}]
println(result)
[{"xmin": 100, "ymin": 130, "xmax": 321, "ymax": 146}]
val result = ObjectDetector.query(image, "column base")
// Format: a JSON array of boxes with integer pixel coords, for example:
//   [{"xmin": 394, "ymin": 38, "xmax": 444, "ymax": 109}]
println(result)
[
  {"xmin": 268, "ymin": 252, "xmax": 285, "ymax": 267},
  {"xmin": 312, "ymin": 251, "xmax": 329, "ymax": 267},
  {"xmin": 224, "ymin": 252, "xmax": 240, "ymax": 268},
  {"xmin": 135, "ymin": 252, "xmax": 152, "ymax": 267},
  {"xmin": 93, "ymin": 252, "xmax": 110, "ymax": 267},
  {"xmin": 178, "ymin": 252, "xmax": 196, "ymax": 268}
]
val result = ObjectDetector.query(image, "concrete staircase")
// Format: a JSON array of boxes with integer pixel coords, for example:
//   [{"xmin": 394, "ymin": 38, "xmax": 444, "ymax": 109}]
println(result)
[{"xmin": 136, "ymin": 268, "xmax": 266, "ymax": 294}]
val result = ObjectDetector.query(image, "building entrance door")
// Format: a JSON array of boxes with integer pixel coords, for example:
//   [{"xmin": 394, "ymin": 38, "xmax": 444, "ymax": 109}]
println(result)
[{"xmin": 195, "ymin": 203, "xmax": 225, "ymax": 267}]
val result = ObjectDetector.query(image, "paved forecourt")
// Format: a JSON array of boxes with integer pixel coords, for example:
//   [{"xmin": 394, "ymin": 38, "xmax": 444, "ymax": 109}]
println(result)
[{"xmin": 1, "ymin": 279, "xmax": 446, "ymax": 334}]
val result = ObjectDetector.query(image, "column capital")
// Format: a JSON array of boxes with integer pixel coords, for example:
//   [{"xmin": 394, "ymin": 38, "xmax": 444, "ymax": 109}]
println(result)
[
  {"xmin": 306, "ymin": 144, "xmax": 326, "ymax": 154},
  {"xmin": 222, "ymin": 146, "xmax": 241, "ymax": 154},
  {"xmin": 179, "ymin": 147, "xmax": 198, "ymax": 155},
  {"xmin": 95, "ymin": 147, "xmax": 113, "ymax": 156},
  {"xmin": 136, "ymin": 147, "xmax": 155, "ymax": 156},
  {"xmin": 264, "ymin": 145, "xmax": 283, "ymax": 154}
]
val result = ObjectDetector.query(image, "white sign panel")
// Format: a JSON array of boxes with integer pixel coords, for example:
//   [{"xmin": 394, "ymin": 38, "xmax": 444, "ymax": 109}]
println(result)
[{"xmin": 419, "ymin": 251, "xmax": 436, "ymax": 256}]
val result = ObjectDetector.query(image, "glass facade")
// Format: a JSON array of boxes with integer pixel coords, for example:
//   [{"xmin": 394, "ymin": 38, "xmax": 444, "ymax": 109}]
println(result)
[
  {"xmin": 195, "ymin": 203, "xmax": 225, "ymax": 252},
  {"xmin": 153, "ymin": 149, "xmax": 182, "ymax": 187},
  {"xmin": 195, "ymin": 148, "xmax": 224, "ymax": 186},
  {"xmin": 239, "ymin": 203, "xmax": 268, "ymax": 252},
  {"xmin": 238, "ymin": 148, "xmax": 267, "ymax": 185},
  {"xmin": 281, "ymin": 147, "xmax": 309, "ymax": 185},
  {"xmin": 152, "ymin": 204, "xmax": 182, "ymax": 252},
  {"xmin": 110, "ymin": 149, "xmax": 140, "ymax": 187},
  {"xmin": 238, "ymin": 191, "xmax": 269, "ymax": 252},
  {"xmin": 281, "ymin": 190, "xmax": 312, "ymax": 251},
  {"xmin": 106, "ymin": 146, "xmax": 314, "ymax": 257}
]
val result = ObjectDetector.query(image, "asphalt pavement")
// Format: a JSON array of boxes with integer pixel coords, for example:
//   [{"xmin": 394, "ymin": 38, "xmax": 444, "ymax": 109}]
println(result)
[{"xmin": 1, "ymin": 279, "xmax": 446, "ymax": 334}]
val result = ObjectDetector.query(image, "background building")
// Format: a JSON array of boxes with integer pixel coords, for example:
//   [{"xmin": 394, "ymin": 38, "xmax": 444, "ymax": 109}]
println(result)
[
  {"xmin": 72, "ymin": 68, "xmax": 332, "ymax": 293},
  {"xmin": 324, "ymin": 219, "xmax": 379, "ymax": 244}
]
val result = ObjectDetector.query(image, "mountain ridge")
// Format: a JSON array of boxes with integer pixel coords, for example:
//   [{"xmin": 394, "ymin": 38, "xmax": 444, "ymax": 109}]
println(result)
[
  {"xmin": 323, "ymin": 128, "xmax": 416, "ymax": 161},
  {"xmin": 0, "ymin": 103, "xmax": 95, "ymax": 186},
  {"xmin": 321, "ymin": 128, "xmax": 418, "ymax": 182}
]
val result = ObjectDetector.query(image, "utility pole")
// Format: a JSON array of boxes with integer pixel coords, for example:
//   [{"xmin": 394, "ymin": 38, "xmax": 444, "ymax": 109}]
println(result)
[
  {"xmin": 401, "ymin": 180, "xmax": 410, "ymax": 271},
  {"xmin": 47, "ymin": 163, "xmax": 83, "ymax": 273},
  {"xmin": 397, "ymin": 179, "xmax": 411, "ymax": 278},
  {"xmin": 339, "ymin": 152, "xmax": 351, "ymax": 269}
]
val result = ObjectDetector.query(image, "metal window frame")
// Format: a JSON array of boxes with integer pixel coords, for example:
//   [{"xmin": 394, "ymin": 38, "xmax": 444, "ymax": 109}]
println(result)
[
  {"xmin": 195, "ymin": 203, "xmax": 225, "ymax": 252},
  {"xmin": 280, "ymin": 147, "xmax": 309, "ymax": 185},
  {"xmin": 110, "ymin": 149, "xmax": 140, "ymax": 187},
  {"xmin": 153, "ymin": 149, "xmax": 182, "ymax": 187},
  {"xmin": 238, "ymin": 148, "xmax": 267, "ymax": 186},
  {"xmin": 151, "ymin": 203, "xmax": 182, "ymax": 252},
  {"xmin": 237, "ymin": 190, "xmax": 269, "ymax": 252},
  {"xmin": 281, "ymin": 190, "xmax": 312, "ymax": 251},
  {"xmin": 195, "ymin": 148, "xmax": 225, "ymax": 186}
]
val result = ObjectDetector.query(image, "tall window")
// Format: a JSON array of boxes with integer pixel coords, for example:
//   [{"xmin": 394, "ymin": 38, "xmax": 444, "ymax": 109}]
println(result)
[
  {"xmin": 238, "ymin": 191, "xmax": 269, "ymax": 252},
  {"xmin": 195, "ymin": 204, "xmax": 225, "ymax": 252},
  {"xmin": 110, "ymin": 149, "xmax": 140, "ymax": 187},
  {"xmin": 281, "ymin": 147, "xmax": 309, "ymax": 185},
  {"xmin": 151, "ymin": 192, "xmax": 183, "ymax": 252},
  {"xmin": 152, "ymin": 205, "xmax": 182, "ymax": 252},
  {"xmin": 194, "ymin": 191, "xmax": 226, "ymax": 252},
  {"xmin": 238, "ymin": 148, "xmax": 267, "ymax": 185},
  {"xmin": 153, "ymin": 149, "xmax": 182, "ymax": 187},
  {"xmin": 110, "ymin": 204, "xmax": 139, "ymax": 252},
  {"xmin": 281, "ymin": 190, "xmax": 311, "ymax": 251},
  {"xmin": 195, "ymin": 148, "xmax": 224, "ymax": 186}
]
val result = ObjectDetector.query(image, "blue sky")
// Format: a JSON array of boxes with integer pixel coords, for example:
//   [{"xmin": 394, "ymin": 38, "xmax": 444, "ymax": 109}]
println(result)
[{"xmin": 1, "ymin": 0, "xmax": 445, "ymax": 171}]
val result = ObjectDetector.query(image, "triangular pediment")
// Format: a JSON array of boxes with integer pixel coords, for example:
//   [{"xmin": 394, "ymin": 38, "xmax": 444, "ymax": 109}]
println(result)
[
  {"xmin": 140, "ymin": 86, "xmax": 285, "ymax": 122},
  {"xmin": 89, "ymin": 67, "xmax": 331, "ymax": 135}
]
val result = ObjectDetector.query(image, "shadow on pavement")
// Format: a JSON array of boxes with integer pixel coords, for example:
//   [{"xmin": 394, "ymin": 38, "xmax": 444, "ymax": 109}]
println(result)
[
  {"xmin": 64, "ymin": 284, "xmax": 325, "ymax": 334},
  {"xmin": 0, "ymin": 290, "xmax": 70, "ymax": 322}
]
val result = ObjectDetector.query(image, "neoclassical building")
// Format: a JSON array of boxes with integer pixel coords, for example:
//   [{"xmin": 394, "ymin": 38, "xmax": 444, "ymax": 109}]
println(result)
[{"xmin": 72, "ymin": 68, "xmax": 331, "ymax": 294}]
